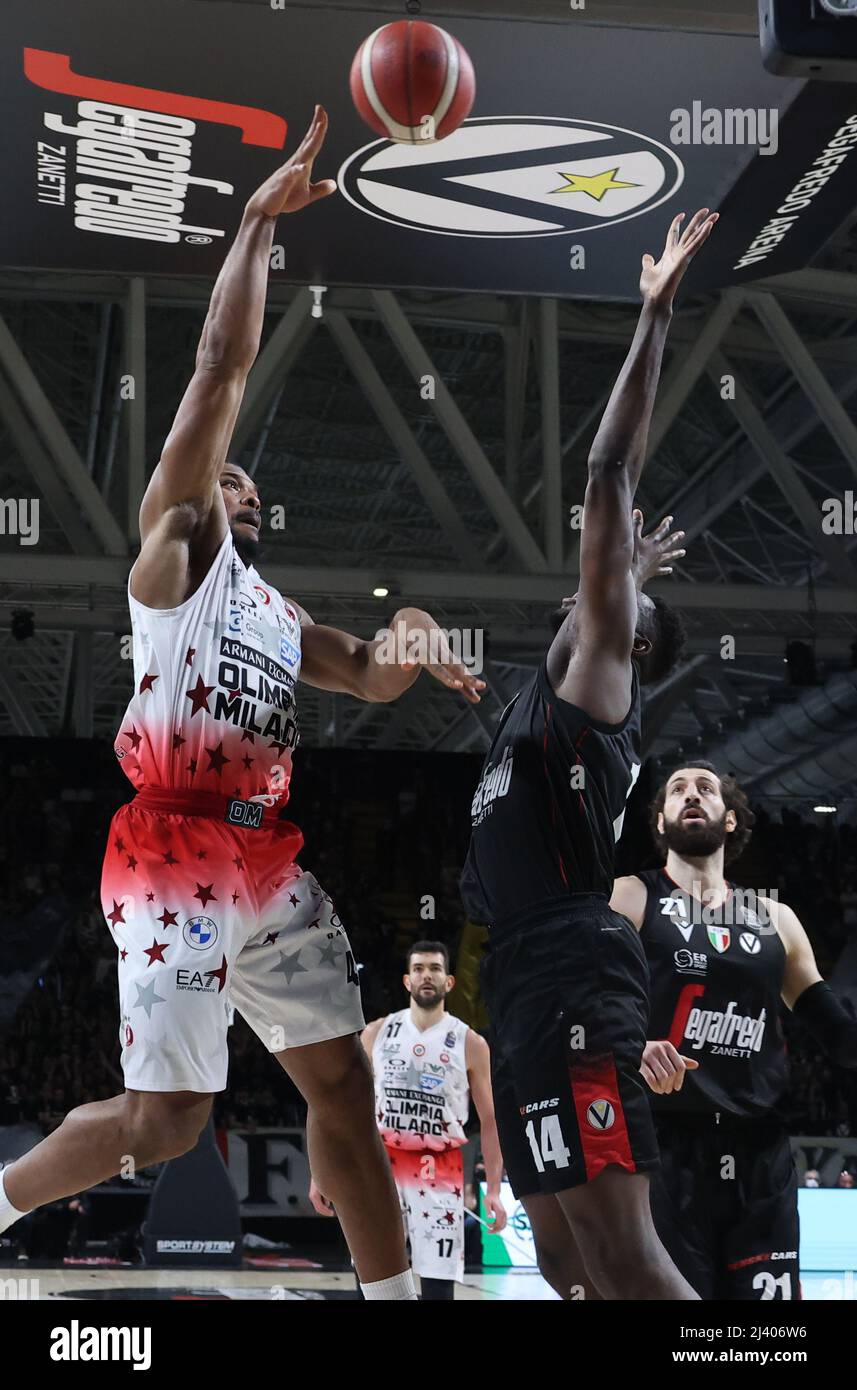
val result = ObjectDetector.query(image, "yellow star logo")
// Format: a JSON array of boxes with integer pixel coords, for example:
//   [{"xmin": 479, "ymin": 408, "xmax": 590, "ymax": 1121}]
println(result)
[{"xmin": 548, "ymin": 167, "xmax": 640, "ymax": 202}]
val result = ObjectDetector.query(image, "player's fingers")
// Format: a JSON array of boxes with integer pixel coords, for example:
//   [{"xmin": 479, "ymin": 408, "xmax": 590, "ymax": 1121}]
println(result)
[
  {"xmin": 641, "ymin": 253, "xmax": 655, "ymax": 272},
  {"xmin": 640, "ymin": 1062, "xmax": 664, "ymax": 1093},
  {"xmin": 685, "ymin": 213, "xmax": 719, "ymax": 252},
  {"xmin": 680, "ymin": 207, "xmax": 710, "ymax": 244},
  {"xmin": 307, "ymin": 179, "xmax": 337, "ymax": 203},
  {"xmin": 299, "ymin": 104, "xmax": 327, "ymax": 161},
  {"xmin": 651, "ymin": 514, "xmax": 673, "ymax": 540},
  {"xmin": 666, "ymin": 212, "xmax": 685, "ymax": 249},
  {"xmin": 680, "ymin": 1056, "xmax": 700, "ymax": 1070}
]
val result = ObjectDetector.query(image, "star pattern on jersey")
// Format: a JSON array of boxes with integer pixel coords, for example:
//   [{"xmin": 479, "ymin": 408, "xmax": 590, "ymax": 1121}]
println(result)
[
  {"xmin": 184, "ymin": 647, "xmax": 196, "ymax": 667},
  {"xmin": 139, "ymin": 672, "xmax": 159, "ymax": 694},
  {"xmin": 115, "ymin": 837, "xmax": 125, "ymax": 854},
  {"xmin": 269, "ymin": 949, "xmax": 307, "ymax": 985},
  {"xmin": 242, "ymin": 755, "xmax": 254, "ymax": 771},
  {"xmin": 187, "ymin": 758, "xmax": 198, "ymax": 776},
  {"xmin": 288, "ymin": 893, "xmax": 299, "ymax": 908},
  {"xmin": 267, "ymin": 738, "xmax": 290, "ymax": 757},
  {"xmin": 162, "ymin": 850, "xmax": 179, "ymax": 867},
  {"xmin": 125, "ymin": 854, "xmax": 138, "ymax": 872},
  {"xmin": 204, "ymin": 954, "xmax": 229, "ymax": 994},
  {"xmin": 263, "ymin": 932, "xmax": 279, "ymax": 945},
  {"xmin": 157, "ymin": 908, "xmax": 178, "ymax": 929},
  {"xmin": 206, "ymin": 745, "xmax": 230, "ymax": 778},
  {"xmin": 146, "ymin": 892, "xmax": 155, "ymax": 902},
  {"xmin": 119, "ymin": 948, "xmax": 128, "ymax": 962},
  {"xmin": 232, "ymin": 855, "xmax": 244, "ymax": 872},
  {"xmin": 453, "ymin": 1186, "xmax": 461, "ymax": 1199},
  {"xmin": 442, "ymin": 1210, "xmax": 455, "ymax": 1225},
  {"xmin": 106, "ymin": 899, "xmax": 126, "ymax": 929},
  {"xmin": 196, "ymin": 850, "xmax": 208, "ymax": 861},
  {"xmin": 240, "ymin": 730, "xmax": 255, "ymax": 745},
  {"xmin": 307, "ymin": 918, "xmax": 321, "ymax": 931},
  {"xmin": 315, "ymin": 941, "xmax": 338, "ymax": 966},
  {"xmin": 172, "ymin": 732, "xmax": 186, "ymax": 750},
  {"xmin": 194, "ymin": 883, "xmax": 217, "ymax": 909},
  {"xmin": 186, "ymin": 676, "xmax": 215, "ymax": 717},
  {"xmin": 232, "ymin": 890, "xmax": 240, "ymax": 906},
  {"xmin": 133, "ymin": 978, "xmax": 166, "ymax": 1018},
  {"xmin": 143, "ymin": 938, "xmax": 169, "ymax": 967},
  {"xmin": 122, "ymin": 724, "xmax": 142, "ymax": 752}
]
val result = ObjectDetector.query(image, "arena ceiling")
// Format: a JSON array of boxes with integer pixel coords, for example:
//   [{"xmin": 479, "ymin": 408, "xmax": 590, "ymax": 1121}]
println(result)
[{"xmin": 0, "ymin": 0, "xmax": 856, "ymax": 814}]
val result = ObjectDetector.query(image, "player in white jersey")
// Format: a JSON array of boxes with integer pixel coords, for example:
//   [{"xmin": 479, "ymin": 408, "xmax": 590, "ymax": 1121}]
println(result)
[
  {"xmin": 0, "ymin": 109, "xmax": 484, "ymax": 1303},
  {"xmin": 311, "ymin": 941, "xmax": 507, "ymax": 1298}
]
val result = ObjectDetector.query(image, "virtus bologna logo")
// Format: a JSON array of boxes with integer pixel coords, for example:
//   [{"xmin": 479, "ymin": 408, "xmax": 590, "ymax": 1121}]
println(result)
[{"xmin": 339, "ymin": 116, "xmax": 684, "ymax": 238}]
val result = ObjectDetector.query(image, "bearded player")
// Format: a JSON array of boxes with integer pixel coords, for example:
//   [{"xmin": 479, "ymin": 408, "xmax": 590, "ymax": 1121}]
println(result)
[
  {"xmin": 460, "ymin": 209, "xmax": 719, "ymax": 1301},
  {"xmin": 310, "ymin": 941, "xmax": 506, "ymax": 1299},
  {"xmin": 0, "ymin": 108, "xmax": 484, "ymax": 1302},
  {"xmin": 605, "ymin": 764, "xmax": 857, "ymax": 1300}
]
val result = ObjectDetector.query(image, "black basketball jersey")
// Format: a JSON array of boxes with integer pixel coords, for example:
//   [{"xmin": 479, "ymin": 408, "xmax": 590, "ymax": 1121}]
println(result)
[
  {"xmin": 459, "ymin": 660, "xmax": 642, "ymax": 925},
  {"xmin": 637, "ymin": 868, "xmax": 790, "ymax": 1118}
]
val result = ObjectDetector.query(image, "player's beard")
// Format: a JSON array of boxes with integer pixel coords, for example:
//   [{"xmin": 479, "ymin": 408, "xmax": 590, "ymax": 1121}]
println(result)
[
  {"xmin": 231, "ymin": 523, "xmax": 261, "ymax": 566},
  {"xmin": 663, "ymin": 809, "xmax": 728, "ymax": 859},
  {"xmin": 412, "ymin": 984, "xmax": 443, "ymax": 1011}
]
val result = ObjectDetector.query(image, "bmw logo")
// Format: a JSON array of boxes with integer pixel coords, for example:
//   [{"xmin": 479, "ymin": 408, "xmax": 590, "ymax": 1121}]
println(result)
[{"xmin": 183, "ymin": 916, "xmax": 219, "ymax": 951}]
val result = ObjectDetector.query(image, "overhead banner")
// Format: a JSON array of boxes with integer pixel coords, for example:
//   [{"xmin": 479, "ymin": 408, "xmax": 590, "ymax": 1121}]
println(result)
[{"xmin": 2, "ymin": 0, "xmax": 856, "ymax": 298}]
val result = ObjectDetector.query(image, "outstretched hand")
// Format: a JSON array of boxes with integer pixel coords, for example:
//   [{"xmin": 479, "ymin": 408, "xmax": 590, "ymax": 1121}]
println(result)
[
  {"xmin": 246, "ymin": 105, "xmax": 337, "ymax": 219},
  {"xmin": 632, "ymin": 510, "xmax": 686, "ymax": 588},
  {"xmin": 640, "ymin": 208, "xmax": 719, "ymax": 308}
]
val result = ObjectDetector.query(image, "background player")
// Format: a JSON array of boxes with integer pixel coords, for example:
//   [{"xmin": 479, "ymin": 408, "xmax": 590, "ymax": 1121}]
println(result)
[
  {"xmin": 460, "ymin": 208, "xmax": 718, "ymax": 1300},
  {"xmin": 609, "ymin": 763, "xmax": 857, "ymax": 1299},
  {"xmin": 0, "ymin": 107, "xmax": 483, "ymax": 1303},
  {"xmin": 310, "ymin": 940, "xmax": 506, "ymax": 1299}
]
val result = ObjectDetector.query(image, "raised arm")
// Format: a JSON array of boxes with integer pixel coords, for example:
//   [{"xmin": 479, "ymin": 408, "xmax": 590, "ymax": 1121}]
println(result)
[
  {"xmin": 548, "ymin": 209, "xmax": 717, "ymax": 721},
  {"xmin": 131, "ymin": 106, "xmax": 336, "ymax": 609}
]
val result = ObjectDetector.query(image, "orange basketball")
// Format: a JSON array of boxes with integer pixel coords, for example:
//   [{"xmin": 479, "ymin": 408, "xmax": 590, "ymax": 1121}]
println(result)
[{"xmin": 350, "ymin": 19, "xmax": 476, "ymax": 145}]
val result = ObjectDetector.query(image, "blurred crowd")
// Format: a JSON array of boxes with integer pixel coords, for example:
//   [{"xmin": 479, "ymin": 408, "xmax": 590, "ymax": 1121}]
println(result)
[{"xmin": 0, "ymin": 741, "xmax": 854, "ymax": 1151}]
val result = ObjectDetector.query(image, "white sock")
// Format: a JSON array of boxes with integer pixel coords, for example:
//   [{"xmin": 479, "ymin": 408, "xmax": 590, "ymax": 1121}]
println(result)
[
  {"xmin": 360, "ymin": 1268, "xmax": 418, "ymax": 1301},
  {"xmin": 0, "ymin": 1166, "xmax": 29, "ymax": 1235}
]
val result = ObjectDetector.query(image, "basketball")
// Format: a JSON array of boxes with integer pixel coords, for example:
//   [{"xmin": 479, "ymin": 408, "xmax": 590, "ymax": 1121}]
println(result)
[{"xmin": 349, "ymin": 19, "xmax": 476, "ymax": 144}]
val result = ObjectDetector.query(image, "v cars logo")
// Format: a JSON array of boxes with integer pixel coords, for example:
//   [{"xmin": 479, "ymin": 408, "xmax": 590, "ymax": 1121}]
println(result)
[{"xmin": 339, "ymin": 116, "xmax": 683, "ymax": 239}]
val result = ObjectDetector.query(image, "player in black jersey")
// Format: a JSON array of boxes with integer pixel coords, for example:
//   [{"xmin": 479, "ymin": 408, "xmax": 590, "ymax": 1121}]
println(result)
[
  {"xmin": 460, "ymin": 208, "xmax": 718, "ymax": 1300},
  {"xmin": 608, "ymin": 763, "xmax": 857, "ymax": 1299}
]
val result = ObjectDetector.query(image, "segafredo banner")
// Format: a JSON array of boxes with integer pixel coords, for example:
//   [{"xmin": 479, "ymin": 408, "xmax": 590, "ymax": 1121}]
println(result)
[{"xmin": 2, "ymin": 0, "xmax": 855, "ymax": 298}]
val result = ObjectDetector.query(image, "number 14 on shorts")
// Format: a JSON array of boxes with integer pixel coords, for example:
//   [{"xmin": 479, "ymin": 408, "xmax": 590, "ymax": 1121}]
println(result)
[{"xmin": 525, "ymin": 1115, "xmax": 572, "ymax": 1172}]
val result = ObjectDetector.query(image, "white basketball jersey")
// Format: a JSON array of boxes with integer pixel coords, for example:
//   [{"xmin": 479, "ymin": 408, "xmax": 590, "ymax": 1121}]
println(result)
[
  {"xmin": 372, "ymin": 1009, "xmax": 470, "ymax": 1152},
  {"xmin": 114, "ymin": 532, "xmax": 301, "ymax": 804}
]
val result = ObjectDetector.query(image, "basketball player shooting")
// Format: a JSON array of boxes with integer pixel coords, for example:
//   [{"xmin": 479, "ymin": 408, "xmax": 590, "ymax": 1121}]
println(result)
[
  {"xmin": 0, "ymin": 107, "xmax": 484, "ymax": 1303},
  {"xmin": 460, "ymin": 208, "xmax": 718, "ymax": 1300}
]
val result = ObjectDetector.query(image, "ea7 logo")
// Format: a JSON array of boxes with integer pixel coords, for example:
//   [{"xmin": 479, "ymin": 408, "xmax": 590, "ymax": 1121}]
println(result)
[
  {"xmin": 339, "ymin": 116, "xmax": 683, "ymax": 239},
  {"xmin": 586, "ymin": 1100, "xmax": 615, "ymax": 1130}
]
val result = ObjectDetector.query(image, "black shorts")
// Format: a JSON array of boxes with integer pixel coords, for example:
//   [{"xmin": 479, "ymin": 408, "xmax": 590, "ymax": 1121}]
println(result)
[
  {"xmin": 649, "ymin": 1114, "xmax": 800, "ymax": 1300},
  {"xmin": 481, "ymin": 895, "xmax": 659, "ymax": 1198}
]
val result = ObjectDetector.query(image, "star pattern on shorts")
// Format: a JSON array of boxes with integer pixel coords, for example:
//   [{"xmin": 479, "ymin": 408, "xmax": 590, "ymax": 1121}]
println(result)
[
  {"xmin": 194, "ymin": 883, "xmax": 217, "ymax": 909},
  {"xmin": 122, "ymin": 724, "xmax": 142, "ymax": 752},
  {"xmin": 172, "ymin": 733, "xmax": 186, "ymax": 751},
  {"xmin": 157, "ymin": 908, "xmax": 178, "ymax": 929},
  {"xmin": 187, "ymin": 758, "xmax": 198, "ymax": 776},
  {"xmin": 133, "ymin": 979, "xmax": 166, "ymax": 1019},
  {"xmin": 186, "ymin": 675, "xmax": 215, "ymax": 717},
  {"xmin": 126, "ymin": 854, "xmax": 138, "ymax": 872},
  {"xmin": 139, "ymin": 672, "xmax": 159, "ymax": 694},
  {"xmin": 232, "ymin": 892, "xmax": 240, "ymax": 905},
  {"xmin": 184, "ymin": 646, "xmax": 196, "ymax": 667},
  {"xmin": 143, "ymin": 938, "xmax": 169, "ymax": 967},
  {"xmin": 264, "ymin": 932, "xmax": 279, "ymax": 945},
  {"xmin": 233, "ymin": 855, "xmax": 244, "ymax": 872},
  {"xmin": 269, "ymin": 949, "xmax": 307, "ymax": 985},
  {"xmin": 115, "ymin": 837, "xmax": 125, "ymax": 854},
  {"xmin": 196, "ymin": 850, "xmax": 207, "ymax": 861}
]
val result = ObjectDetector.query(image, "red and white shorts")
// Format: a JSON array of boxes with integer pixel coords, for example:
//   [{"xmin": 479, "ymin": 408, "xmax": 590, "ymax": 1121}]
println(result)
[
  {"xmin": 385, "ymin": 1146, "xmax": 465, "ymax": 1282},
  {"xmin": 100, "ymin": 791, "xmax": 364, "ymax": 1093}
]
